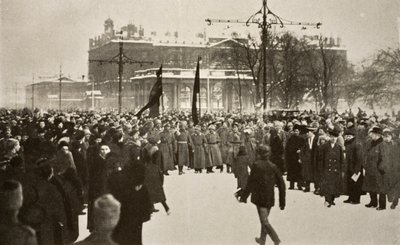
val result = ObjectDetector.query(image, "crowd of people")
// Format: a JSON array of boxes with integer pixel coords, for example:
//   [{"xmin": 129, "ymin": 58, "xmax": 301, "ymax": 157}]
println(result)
[{"xmin": 0, "ymin": 107, "xmax": 400, "ymax": 245}]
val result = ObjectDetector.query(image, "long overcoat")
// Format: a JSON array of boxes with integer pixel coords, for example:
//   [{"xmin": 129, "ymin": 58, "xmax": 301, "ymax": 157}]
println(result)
[
  {"xmin": 217, "ymin": 127, "xmax": 230, "ymax": 164},
  {"xmin": 319, "ymin": 142, "xmax": 344, "ymax": 196},
  {"xmin": 18, "ymin": 172, "xmax": 68, "ymax": 245},
  {"xmin": 205, "ymin": 132, "xmax": 223, "ymax": 166},
  {"xmin": 227, "ymin": 131, "xmax": 242, "ymax": 165},
  {"xmin": 379, "ymin": 140, "xmax": 400, "ymax": 199},
  {"xmin": 144, "ymin": 148, "xmax": 166, "ymax": 204},
  {"xmin": 344, "ymin": 138, "xmax": 364, "ymax": 196},
  {"xmin": 175, "ymin": 130, "xmax": 191, "ymax": 166},
  {"xmin": 362, "ymin": 138, "xmax": 383, "ymax": 193},
  {"xmin": 299, "ymin": 136, "xmax": 319, "ymax": 182},
  {"xmin": 159, "ymin": 131, "xmax": 175, "ymax": 171},
  {"xmin": 232, "ymin": 154, "xmax": 250, "ymax": 189},
  {"xmin": 112, "ymin": 184, "xmax": 152, "ymax": 245},
  {"xmin": 191, "ymin": 132, "xmax": 206, "ymax": 169},
  {"xmin": 286, "ymin": 135, "xmax": 305, "ymax": 182}
]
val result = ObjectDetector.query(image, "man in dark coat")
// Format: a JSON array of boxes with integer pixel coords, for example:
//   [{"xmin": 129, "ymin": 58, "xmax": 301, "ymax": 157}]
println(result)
[
  {"xmin": 343, "ymin": 128, "xmax": 364, "ymax": 204},
  {"xmin": 363, "ymin": 127, "xmax": 386, "ymax": 210},
  {"xmin": 111, "ymin": 163, "xmax": 153, "ymax": 245},
  {"xmin": 378, "ymin": 128, "xmax": 398, "ymax": 209},
  {"xmin": 18, "ymin": 161, "xmax": 68, "ymax": 245},
  {"xmin": 285, "ymin": 125, "xmax": 305, "ymax": 190},
  {"xmin": 237, "ymin": 145, "xmax": 286, "ymax": 245},
  {"xmin": 87, "ymin": 144, "xmax": 110, "ymax": 232},
  {"xmin": 319, "ymin": 128, "xmax": 344, "ymax": 207},
  {"xmin": 0, "ymin": 180, "xmax": 37, "ymax": 245},
  {"xmin": 269, "ymin": 127, "xmax": 285, "ymax": 175},
  {"xmin": 299, "ymin": 126, "xmax": 319, "ymax": 192}
]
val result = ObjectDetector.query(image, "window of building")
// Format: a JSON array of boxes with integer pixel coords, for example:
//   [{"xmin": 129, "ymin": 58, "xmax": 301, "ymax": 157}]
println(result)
[
  {"xmin": 180, "ymin": 86, "xmax": 191, "ymax": 109},
  {"xmin": 200, "ymin": 87, "xmax": 207, "ymax": 109},
  {"xmin": 212, "ymin": 82, "xmax": 223, "ymax": 109}
]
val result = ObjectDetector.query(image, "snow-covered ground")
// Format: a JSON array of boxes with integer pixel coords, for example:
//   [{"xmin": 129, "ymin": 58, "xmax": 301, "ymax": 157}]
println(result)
[{"xmin": 77, "ymin": 169, "xmax": 400, "ymax": 245}]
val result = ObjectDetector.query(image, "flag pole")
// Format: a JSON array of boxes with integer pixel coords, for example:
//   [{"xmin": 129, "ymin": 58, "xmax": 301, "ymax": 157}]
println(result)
[
  {"xmin": 161, "ymin": 92, "xmax": 165, "ymax": 113},
  {"xmin": 198, "ymin": 56, "xmax": 201, "ymax": 118}
]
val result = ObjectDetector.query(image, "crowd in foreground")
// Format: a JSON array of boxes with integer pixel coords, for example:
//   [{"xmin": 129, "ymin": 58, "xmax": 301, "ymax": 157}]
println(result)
[{"xmin": 0, "ymin": 107, "xmax": 399, "ymax": 245}]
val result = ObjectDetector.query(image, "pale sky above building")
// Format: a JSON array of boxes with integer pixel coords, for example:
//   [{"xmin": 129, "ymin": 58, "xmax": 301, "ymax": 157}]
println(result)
[{"xmin": 1, "ymin": 0, "xmax": 399, "ymax": 106}]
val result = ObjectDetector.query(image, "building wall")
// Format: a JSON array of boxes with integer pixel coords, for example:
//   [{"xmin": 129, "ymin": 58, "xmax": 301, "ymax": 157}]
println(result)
[{"xmin": 25, "ymin": 82, "xmax": 87, "ymax": 110}]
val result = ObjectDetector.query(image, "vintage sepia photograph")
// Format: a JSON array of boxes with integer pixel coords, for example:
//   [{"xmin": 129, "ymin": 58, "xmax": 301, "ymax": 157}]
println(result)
[{"xmin": 1, "ymin": 0, "xmax": 400, "ymax": 244}]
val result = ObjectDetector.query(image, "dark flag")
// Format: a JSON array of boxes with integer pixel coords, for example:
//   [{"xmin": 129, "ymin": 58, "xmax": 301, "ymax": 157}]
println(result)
[
  {"xmin": 135, "ymin": 65, "xmax": 163, "ymax": 118},
  {"xmin": 192, "ymin": 57, "xmax": 201, "ymax": 125}
]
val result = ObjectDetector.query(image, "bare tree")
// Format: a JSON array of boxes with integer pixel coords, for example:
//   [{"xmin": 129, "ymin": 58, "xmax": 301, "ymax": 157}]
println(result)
[
  {"xmin": 357, "ymin": 48, "xmax": 400, "ymax": 110},
  {"xmin": 303, "ymin": 36, "xmax": 349, "ymax": 110}
]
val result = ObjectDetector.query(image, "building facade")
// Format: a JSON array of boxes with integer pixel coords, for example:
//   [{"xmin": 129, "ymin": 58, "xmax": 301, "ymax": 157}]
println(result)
[
  {"xmin": 88, "ymin": 19, "xmax": 348, "ymax": 112},
  {"xmin": 25, "ymin": 76, "xmax": 88, "ymax": 110}
]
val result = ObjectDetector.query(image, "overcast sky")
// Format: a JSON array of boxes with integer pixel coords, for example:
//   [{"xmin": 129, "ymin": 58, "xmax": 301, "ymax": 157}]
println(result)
[{"xmin": 1, "ymin": 0, "xmax": 399, "ymax": 106}]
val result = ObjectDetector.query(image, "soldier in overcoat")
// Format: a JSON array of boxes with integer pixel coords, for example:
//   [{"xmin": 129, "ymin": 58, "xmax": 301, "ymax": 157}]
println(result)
[
  {"xmin": 227, "ymin": 123, "xmax": 242, "ymax": 173},
  {"xmin": 205, "ymin": 125, "xmax": 223, "ymax": 171},
  {"xmin": 217, "ymin": 121, "xmax": 230, "ymax": 171},
  {"xmin": 191, "ymin": 125, "xmax": 206, "ymax": 173},
  {"xmin": 158, "ymin": 124, "xmax": 175, "ymax": 174},
  {"xmin": 174, "ymin": 124, "xmax": 192, "ymax": 175}
]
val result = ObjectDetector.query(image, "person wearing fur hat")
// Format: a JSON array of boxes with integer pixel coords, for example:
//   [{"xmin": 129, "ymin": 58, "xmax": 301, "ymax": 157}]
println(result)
[
  {"xmin": 363, "ymin": 126, "xmax": 386, "ymax": 210},
  {"xmin": 158, "ymin": 124, "xmax": 175, "ymax": 175},
  {"xmin": 174, "ymin": 123, "xmax": 192, "ymax": 175},
  {"xmin": 191, "ymin": 125, "xmax": 207, "ymax": 173},
  {"xmin": 75, "ymin": 194, "xmax": 121, "ymax": 245},
  {"xmin": 236, "ymin": 145, "xmax": 285, "ymax": 245},
  {"xmin": 227, "ymin": 123, "xmax": 242, "ymax": 174},
  {"xmin": 217, "ymin": 121, "xmax": 230, "ymax": 171},
  {"xmin": 343, "ymin": 127, "xmax": 364, "ymax": 205},
  {"xmin": 319, "ymin": 127, "xmax": 344, "ymax": 207},
  {"xmin": 0, "ymin": 180, "xmax": 37, "ymax": 245},
  {"xmin": 205, "ymin": 124, "xmax": 223, "ymax": 172}
]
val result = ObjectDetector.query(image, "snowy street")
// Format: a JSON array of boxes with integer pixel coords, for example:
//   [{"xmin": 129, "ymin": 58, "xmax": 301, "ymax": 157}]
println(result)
[{"xmin": 78, "ymin": 170, "xmax": 400, "ymax": 245}]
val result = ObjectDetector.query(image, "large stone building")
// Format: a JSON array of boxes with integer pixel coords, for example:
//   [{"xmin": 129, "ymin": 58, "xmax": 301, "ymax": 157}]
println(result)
[
  {"xmin": 88, "ymin": 18, "xmax": 347, "ymax": 112},
  {"xmin": 88, "ymin": 18, "xmax": 255, "ymax": 112}
]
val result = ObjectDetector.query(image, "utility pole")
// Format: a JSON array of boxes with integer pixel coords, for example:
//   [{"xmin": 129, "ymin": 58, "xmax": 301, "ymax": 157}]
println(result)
[
  {"xmin": 15, "ymin": 83, "xmax": 18, "ymax": 109},
  {"xmin": 32, "ymin": 74, "xmax": 35, "ymax": 110},
  {"xmin": 89, "ymin": 34, "xmax": 153, "ymax": 113},
  {"xmin": 59, "ymin": 65, "xmax": 62, "ymax": 111},
  {"xmin": 206, "ymin": 0, "xmax": 321, "ymax": 111}
]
